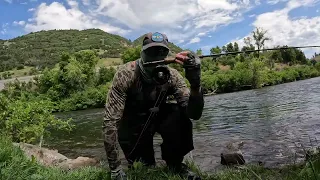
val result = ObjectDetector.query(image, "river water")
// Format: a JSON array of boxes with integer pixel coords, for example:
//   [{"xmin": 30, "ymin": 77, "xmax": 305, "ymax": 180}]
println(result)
[{"xmin": 45, "ymin": 77, "xmax": 320, "ymax": 172}]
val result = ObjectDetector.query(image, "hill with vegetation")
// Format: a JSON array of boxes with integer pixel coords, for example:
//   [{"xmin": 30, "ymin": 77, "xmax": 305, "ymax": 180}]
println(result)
[{"xmin": 0, "ymin": 29, "xmax": 183, "ymax": 73}]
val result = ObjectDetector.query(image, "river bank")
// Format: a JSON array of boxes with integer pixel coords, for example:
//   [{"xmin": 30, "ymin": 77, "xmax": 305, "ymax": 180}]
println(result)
[{"xmin": 1, "ymin": 135, "xmax": 319, "ymax": 180}]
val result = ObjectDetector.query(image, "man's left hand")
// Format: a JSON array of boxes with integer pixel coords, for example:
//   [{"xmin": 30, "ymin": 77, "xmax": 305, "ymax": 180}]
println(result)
[{"xmin": 175, "ymin": 51, "xmax": 201, "ymax": 89}]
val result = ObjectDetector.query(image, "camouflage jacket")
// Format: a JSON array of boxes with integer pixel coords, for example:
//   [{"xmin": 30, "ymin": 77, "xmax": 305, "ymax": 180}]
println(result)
[{"xmin": 102, "ymin": 59, "xmax": 204, "ymax": 170}]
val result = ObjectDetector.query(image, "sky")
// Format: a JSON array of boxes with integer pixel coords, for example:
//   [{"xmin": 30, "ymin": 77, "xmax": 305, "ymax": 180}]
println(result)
[{"xmin": 1, "ymin": 0, "xmax": 320, "ymax": 58}]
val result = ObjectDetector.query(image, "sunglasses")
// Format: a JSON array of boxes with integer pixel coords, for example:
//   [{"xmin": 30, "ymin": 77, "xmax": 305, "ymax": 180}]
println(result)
[{"xmin": 144, "ymin": 46, "xmax": 169, "ymax": 57}]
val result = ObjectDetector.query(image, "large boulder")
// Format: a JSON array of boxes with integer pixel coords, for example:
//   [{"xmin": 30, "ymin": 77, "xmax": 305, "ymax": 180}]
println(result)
[{"xmin": 13, "ymin": 142, "xmax": 99, "ymax": 170}]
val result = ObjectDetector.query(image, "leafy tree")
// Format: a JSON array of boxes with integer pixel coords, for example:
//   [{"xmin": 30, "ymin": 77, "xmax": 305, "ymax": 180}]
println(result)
[
  {"xmin": 196, "ymin": 48, "xmax": 203, "ymax": 56},
  {"xmin": 210, "ymin": 46, "xmax": 222, "ymax": 54},
  {"xmin": 252, "ymin": 27, "xmax": 271, "ymax": 52},
  {"xmin": 234, "ymin": 42, "xmax": 239, "ymax": 52},
  {"xmin": 222, "ymin": 45, "xmax": 227, "ymax": 52},
  {"xmin": 121, "ymin": 46, "xmax": 141, "ymax": 64},
  {"xmin": 0, "ymin": 94, "xmax": 73, "ymax": 143},
  {"xmin": 97, "ymin": 67, "xmax": 116, "ymax": 85},
  {"xmin": 226, "ymin": 43, "xmax": 234, "ymax": 52}
]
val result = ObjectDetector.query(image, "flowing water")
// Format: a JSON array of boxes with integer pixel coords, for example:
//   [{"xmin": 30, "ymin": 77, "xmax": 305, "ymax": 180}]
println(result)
[{"xmin": 45, "ymin": 77, "xmax": 320, "ymax": 172}]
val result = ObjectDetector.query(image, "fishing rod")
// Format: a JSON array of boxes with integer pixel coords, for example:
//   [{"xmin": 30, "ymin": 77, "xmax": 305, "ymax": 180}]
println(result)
[{"xmin": 143, "ymin": 45, "xmax": 320, "ymax": 67}]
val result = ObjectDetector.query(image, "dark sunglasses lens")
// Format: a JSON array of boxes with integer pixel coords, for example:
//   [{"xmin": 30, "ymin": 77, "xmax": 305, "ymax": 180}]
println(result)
[{"xmin": 145, "ymin": 46, "xmax": 168, "ymax": 57}]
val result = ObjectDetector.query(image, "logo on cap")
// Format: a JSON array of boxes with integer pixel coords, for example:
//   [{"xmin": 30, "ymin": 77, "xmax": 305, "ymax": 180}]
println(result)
[{"xmin": 151, "ymin": 32, "xmax": 164, "ymax": 42}]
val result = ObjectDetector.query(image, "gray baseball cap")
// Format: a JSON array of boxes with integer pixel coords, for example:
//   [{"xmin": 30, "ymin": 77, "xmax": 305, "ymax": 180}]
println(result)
[{"xmin": 142, "ymin": 32, "xmax": 169, "ymax": 51}]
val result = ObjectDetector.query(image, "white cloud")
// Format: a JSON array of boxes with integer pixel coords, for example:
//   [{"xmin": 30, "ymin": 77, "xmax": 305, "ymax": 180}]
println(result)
[
  {"xmin": 231, "ymin": 0, "xmax": 320, "ymax": 58},
  {"xmin": 67, "ymin": 0, "xmax": 78, "ymax": 8},
  {"xmin": 1, "ymin": 23, "xmax": 9, "ymax": 35},
  {"xmin": 201, "ymin": 45, "xmax": 211, "ymax": 51},
  {"xmin": 197, "ymin": 32, "xmax": 206, "ymax": 36},
  {"xmin": 84, "ymin": 0, "xmax": 256, "ymax": 43},
  {"xmin": 188, "ymin": 37, "xmax": 201, "ymax": 44},
  {"xmin": 22, "ymin": 0, "xmax": 257, "ymax": 44},
  {"xmin": 24, "ymin": 2, "xmax": 131, "ymax": 35},
  {"xmin": 13, "ymin": 21, "xmax": 26, "ymax": 26},
  {"xmin": 4, "ymin": 0, "xmax": 12, "ymax": 3},
  {"xmin": 266, "ymin": 0, "xmax": 288, "ymax": 5},
  {"xmin": 12, "ymin": 0, "xmax": 259, "ymax": 45}
]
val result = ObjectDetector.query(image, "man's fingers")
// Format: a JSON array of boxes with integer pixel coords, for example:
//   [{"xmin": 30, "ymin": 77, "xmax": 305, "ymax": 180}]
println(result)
[
  {"xmin": 174, "ymin": 59, "xmax": 184, "ymax": 65},
  {"xmin": 178, "ymin": 51, "xmax": 190, "ymax": 55},
  {"xmin": 175, "ymin": 54, "xmax": 189, "ymax": 61}
]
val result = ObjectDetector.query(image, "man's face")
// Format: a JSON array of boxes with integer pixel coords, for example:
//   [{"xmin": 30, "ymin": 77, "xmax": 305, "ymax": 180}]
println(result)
[
  {"xmin": 143, "ymin": 46, "xmax": 169, "ymax": 62},
  {"xmin": 142, "ymin": 46, "xmax": 169, "ymax": 75}
]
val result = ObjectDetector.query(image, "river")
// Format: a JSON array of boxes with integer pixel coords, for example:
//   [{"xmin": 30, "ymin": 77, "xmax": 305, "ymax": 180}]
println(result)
[{"xmin": 45, "ymin": 77, "xmax": 320, "ymax": 172}]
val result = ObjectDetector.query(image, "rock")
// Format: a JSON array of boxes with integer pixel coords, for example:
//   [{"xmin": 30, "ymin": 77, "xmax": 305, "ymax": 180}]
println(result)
[
  {"xmin": 220, "ymin": 153, "xmax": 245, "ymax": 166},
  {"xmin": 60, "ymin": 156, "xmax": 99, "ymax": 170},
  {"xmin": 306, "ymin": 147, "xmax": 320, "ymax": 161},
  {"xmin": 220, "ymin": 141, "xmax": 246, "ymax": 166},
  {"xmin": 13, "ymin": 142, "xmax": 99, "ymax": 170},
  {"xmin": 13, "ymin": 142, "xmax": 68, "ymax": 166}
]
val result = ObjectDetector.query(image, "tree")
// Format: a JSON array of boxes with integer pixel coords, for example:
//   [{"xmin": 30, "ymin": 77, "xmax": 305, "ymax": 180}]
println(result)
[
  {"xmin": 210, "ymin": 46, "xmax": 222, "ymax": 54},
  {"xmin": 234, "ymin": 42, "xmax": 239, "ymax": 52},
  {"xmin": 252, "ymin": 27, "xmax": 271, "ymax": 53},
  {"xmin": 226, "ymin": 43, "xmax": 234, "ymax": 52},
  {"xmin": 196, "ymin": 48, "xmax": 203, "ymax": 56},
  {"xmin": 121, "ymin": 46, "xmax": 141, "ymax": 64},
  {"xmin": 222, "ymin": 45, "xmax": 227, "ymax": 52}
]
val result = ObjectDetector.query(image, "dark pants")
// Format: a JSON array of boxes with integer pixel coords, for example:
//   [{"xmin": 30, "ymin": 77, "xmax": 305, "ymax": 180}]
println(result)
[{"xmin": 118, "ymin": 103, "xmax": 194, "ymax": 168}]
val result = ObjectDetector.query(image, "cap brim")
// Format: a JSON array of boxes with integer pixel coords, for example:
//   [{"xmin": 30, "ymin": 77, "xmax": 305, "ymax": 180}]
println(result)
[{"xmin": 142, "ymin": 42, "xmax": 169, "ymax": 51}]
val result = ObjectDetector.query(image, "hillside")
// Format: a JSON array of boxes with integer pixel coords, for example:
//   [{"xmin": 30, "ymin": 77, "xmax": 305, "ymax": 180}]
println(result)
[{"xmin": 0, "ymin": 29, "xmax": 183, "ymax": 72}]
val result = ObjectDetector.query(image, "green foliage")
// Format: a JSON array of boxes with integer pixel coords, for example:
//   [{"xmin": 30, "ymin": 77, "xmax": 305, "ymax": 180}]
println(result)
[
  {"xmin": 1, "ymin": 50, "xmax": 115, "ymax": 113},
  {"xmin": 196, "ymin": 48, "xmax": 202, "ymax": 56},
  {"xmin": 0, "ymin": 94, "xmax": 73, "ymax": 143},
  {"xmin": 200, "ymin": 56, "xmax": 320, "ymax": 94},
  {"xmin": 0, "ymin": 71, "xmax": 13, "ymax": 79},
  {"xmin": 97, "ymin": 67, "xmax": 117, "ymax": 85},
  {"xmin": 210, "ymin": 46, "xmax": 222, "ymax": 54},
  {"xmin": 56, "ymin": 83, "xmax": 111, "ymax": 112},
  {"xmin": 121, "ymin": 45, "xmax": 141, "ymax": 63},
  {"xmin": 34, "ymin": 50, "xmax": 99, "ymax": 100},
  {"xmin": 201, "ymin": 58, "xmax": 219, "ymax": 72}
]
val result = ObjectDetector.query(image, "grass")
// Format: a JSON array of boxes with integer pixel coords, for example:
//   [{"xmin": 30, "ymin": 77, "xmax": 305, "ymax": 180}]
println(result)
[
  {"xmin": 1, "ymin": 135, "xmax": 319, "ymax": 180},
  {"xmin": 0, "ymin": 66, "xmax": 35, "ymax": 79},
  {"xmin": 97, "ymin": 58, "xmax": 123, "ymax": 67}
]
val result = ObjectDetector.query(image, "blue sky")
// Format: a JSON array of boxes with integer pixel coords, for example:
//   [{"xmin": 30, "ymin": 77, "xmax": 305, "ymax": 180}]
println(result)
[{"xmin": 1, "ymin": 0, "xmax": 320, "ymax": 57}]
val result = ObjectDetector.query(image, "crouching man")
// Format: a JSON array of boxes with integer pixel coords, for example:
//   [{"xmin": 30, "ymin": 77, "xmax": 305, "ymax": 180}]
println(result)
[{"xmin": 102, "ymin": 32, "xmax": 204, "ymax": 180}]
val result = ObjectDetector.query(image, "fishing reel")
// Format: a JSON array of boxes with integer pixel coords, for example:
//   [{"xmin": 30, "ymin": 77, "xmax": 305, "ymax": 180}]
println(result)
[{"xmin": 151, "ymin": 65, "xmax": 170, "ymax": 85}]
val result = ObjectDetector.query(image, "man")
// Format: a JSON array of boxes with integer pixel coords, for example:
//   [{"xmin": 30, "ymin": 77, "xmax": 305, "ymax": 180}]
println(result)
[{"xmin": 102, "ymin": 32, "xmax": 204, "ymax": 180}]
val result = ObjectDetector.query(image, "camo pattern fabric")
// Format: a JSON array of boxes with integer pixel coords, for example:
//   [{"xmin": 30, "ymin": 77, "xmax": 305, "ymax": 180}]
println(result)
[{"xmin": 102, "ymin": 59, "xmax": 190, "ymax": 170}]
